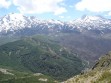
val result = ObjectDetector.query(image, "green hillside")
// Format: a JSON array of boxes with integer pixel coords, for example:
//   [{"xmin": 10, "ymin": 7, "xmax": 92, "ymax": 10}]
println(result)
[
  {"xmin": 0, "ymin": 35, "xmax": 84, "ymax": 81},
  {"xmin": 0, "ymin": 68, "xmax": 58, "ymax": 83},
  {"xmin": 0, "ymin": 36, "xmax": 19, "ymax": 46},
  {"xmin": 64, "ymin": 51, "xmax": 111, "ymax": 83}
]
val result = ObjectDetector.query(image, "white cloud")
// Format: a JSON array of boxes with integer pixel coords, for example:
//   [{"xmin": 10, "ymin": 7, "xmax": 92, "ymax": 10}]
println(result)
[
  {"xmin": 59, "ymin": 16, "xmax": 64, "ymax": 18},
  {"xmin": 108, "ymin": 12, "xmax": 111, "ymax": 16},
  {"xmin": 75, "ymin": 0, "xmax": 111, "ymax": 12},
  {"xmin": 0, "ymin": 0, "xmax": 11, "ymax": 8},
  {"xmin": 54, "ymin": 7, "xmax": 66, "ymax": 15},
  {"xmin": 13, "ymin": 0, "xmax": 67, "ymax": 15}
]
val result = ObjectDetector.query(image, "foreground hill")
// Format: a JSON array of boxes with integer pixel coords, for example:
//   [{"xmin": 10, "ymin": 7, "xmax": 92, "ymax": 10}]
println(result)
[
  {"xmin": 0, "ymin": 35, "xmax": 84, "ymax": 81},
  {"xmin": 64, "ymin": 51, "xmax": 111, "ymax": 83}
]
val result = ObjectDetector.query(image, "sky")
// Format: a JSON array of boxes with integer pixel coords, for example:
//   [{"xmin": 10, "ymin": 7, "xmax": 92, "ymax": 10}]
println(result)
[{"xmin": 0, "ymin": 0, "xmax": 111, "ymax": 21}]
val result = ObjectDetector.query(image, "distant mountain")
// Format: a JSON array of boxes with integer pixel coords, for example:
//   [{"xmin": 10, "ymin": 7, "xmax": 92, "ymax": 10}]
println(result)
[
  {"xmin": 70, "ymin": 15, "xmax": 111, "ymax": 33},
  {"xmin": 0, "ymin": 13, "xmax": 111, "ymax": 36},
  {"xmin": 64, "ymin": 51, "xmax": 111, "ymax": 83},
  {"xmin": 0, "ymin": 13, "xmax": 65, "ymax": 36},
  {"xmin": 0, "ymin": 35, "xmax": 84, "ymax": 81}
]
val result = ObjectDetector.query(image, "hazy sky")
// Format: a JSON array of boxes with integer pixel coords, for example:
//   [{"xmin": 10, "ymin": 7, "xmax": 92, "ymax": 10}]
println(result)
[{"xmin": 0, "ymin": 0, "xmax": 111, "ymax": 21}]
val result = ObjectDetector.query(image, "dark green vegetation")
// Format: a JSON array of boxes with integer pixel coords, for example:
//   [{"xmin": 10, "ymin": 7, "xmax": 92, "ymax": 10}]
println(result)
[
  {"xmin": 64, "ymin": 51, "xmax": 111, "ymax": 83},
  {"xmin": 0, "ymin": 68, "xmax": 57, "ymax": 83},
  {"xmin": 0, "ymin": 35, "xmax": 84, "ymax": 81}
]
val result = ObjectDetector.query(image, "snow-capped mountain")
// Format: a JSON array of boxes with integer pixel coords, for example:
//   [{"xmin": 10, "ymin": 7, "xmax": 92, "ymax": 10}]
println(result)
[
  {"xmin": 0, "ymin": 13, "xmax": 111, "ymax": 36},
  {"xmin": 0, "ymin": 13, "xmax": 65, "ymax": 35},
  {"xmin": 0, "ymin": 13, "xmax": 28, "ymax": 32},
  {"xmin": 69, "ymin": 15, "xmax": 111, "ymax": 31}
]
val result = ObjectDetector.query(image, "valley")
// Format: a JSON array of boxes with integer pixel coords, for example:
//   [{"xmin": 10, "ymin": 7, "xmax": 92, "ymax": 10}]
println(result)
[{"xmin": 0, "ymin": 13, "xmax": 111, "ymax": 83}]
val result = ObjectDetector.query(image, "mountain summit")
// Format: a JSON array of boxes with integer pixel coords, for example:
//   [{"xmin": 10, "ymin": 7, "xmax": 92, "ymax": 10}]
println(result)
[{"xmin": 81, "ymin": 15, "xmax": 105, "ymax": 21}]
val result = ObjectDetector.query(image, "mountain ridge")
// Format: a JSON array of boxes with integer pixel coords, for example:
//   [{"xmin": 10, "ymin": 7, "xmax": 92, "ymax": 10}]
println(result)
[{"xmin": 0, "ymin": 13, "xmax": 111, "ymax": 36}]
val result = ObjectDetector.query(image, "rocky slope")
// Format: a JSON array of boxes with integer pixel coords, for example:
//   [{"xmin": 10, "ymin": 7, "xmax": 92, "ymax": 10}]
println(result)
[{"xmin": 64, "ymin": 51, "xmax": 111, "ymax": 83}]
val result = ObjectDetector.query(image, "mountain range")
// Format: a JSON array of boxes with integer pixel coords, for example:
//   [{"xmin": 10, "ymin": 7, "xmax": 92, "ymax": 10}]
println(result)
[{"xmin": 0, "ymin": 13, "xmax": 111, "ymax": 36}]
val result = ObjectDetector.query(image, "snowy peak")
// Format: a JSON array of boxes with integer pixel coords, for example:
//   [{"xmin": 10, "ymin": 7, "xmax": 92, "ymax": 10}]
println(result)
[
  {"xmin": 0, "ymin": 13, "xmax": 30, "ymax": 32},
  {"xmin": 74, "ymin": 15, "xmax": 108, "ymax": 23},
  {"xmin": 69, "ymin": 15, "xmax": 111, "ymax": 31},
  {"xmin": 2, "ymin": 13, "xmax": 26, "ymax": 22},
  {"xmin": 81, "ymin": 15, "xmax": 105, "ymax": 21},
  {"xmin": 0, "ymin": 13, "xmax": 64, "ymax": 34}
]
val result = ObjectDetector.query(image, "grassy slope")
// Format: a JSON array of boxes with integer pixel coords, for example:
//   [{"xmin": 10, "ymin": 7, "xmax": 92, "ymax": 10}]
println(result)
[{"xmin": 0, "ymin": 35, "xmax": 84, "ymax": 81}]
